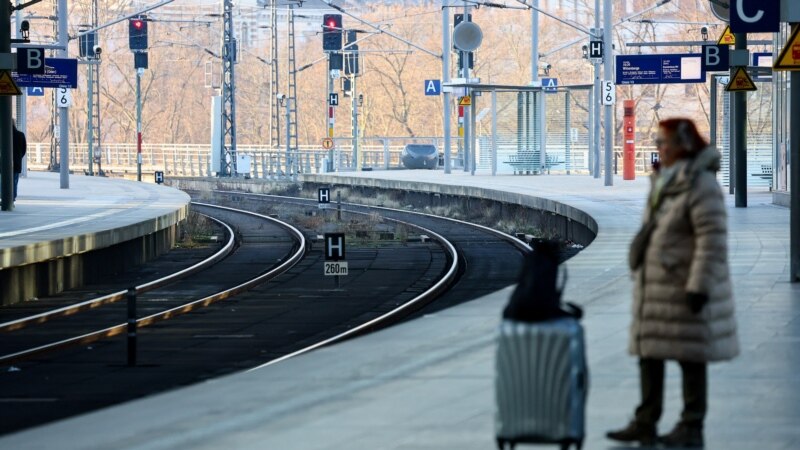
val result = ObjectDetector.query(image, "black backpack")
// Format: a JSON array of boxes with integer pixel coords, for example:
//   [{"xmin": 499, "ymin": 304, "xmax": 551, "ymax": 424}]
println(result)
[{"xmin": 503, "ymin": 240, "xmax": 582, "ymax": 322}]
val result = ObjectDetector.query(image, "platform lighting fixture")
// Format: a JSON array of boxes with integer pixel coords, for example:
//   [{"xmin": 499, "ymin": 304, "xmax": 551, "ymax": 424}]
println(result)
[{"xmin": 20, "ymin": 20, "xmax": 30, "ymax": 40}]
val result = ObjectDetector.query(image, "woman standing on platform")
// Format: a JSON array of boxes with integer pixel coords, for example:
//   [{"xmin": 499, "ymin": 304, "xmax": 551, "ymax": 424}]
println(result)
[
  {"xmin": 606, "ymin": 118, "xmax": 739, "ymax": 447},
  {"xmin": 12, "ymin": 119, "xmax": 27, "ymax": 202}
]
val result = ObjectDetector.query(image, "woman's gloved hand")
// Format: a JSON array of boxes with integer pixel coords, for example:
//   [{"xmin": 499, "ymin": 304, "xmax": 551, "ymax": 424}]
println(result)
[{"xmin": 686, "ymin": 292, "xmax": 709, "ymax": 314}]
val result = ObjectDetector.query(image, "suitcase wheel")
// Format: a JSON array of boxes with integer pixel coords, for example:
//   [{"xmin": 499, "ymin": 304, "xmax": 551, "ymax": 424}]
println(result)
[{"xmin": 495, "ymin": 438, "xmax": 515, "ymax": 450}]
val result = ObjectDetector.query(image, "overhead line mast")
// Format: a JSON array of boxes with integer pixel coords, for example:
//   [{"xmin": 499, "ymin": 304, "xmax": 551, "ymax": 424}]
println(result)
[{"xmin": 220, "ymin": 0, "xmax": 237, "ymax": 176}]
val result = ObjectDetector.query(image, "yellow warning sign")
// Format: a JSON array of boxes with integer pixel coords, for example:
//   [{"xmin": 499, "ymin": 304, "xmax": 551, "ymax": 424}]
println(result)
[
  {"xmin": 717, "ymin": 25, "xmax": 735, "ymax": 46},
  {"xmin": 458, "ymin": 95, "xmax": 472, "ymax": 107},
  {"xmin": 725, "ymin": 67, "xmax": 757, "ymax": 92},
  {"xmin": 773, "ymin": 25, "xmax": 800, "ymax": 71},
  {"xmin": 0, "ymin": 71, "xmax": 21, "ymax": 96}
]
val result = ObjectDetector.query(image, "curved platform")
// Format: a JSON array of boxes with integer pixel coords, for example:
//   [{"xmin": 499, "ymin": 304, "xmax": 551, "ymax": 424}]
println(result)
[
  {"xmin": 2, "ymin": 172, "xmax": 797, "ymax": 449},
  {"xmin": 0, "ymin": 172, "xmax": 190, "ymax": 304}
]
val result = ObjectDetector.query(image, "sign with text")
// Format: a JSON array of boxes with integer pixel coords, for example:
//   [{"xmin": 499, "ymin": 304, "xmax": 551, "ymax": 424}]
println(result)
[
  {"xmin": 16, "ymin": 48, "xmax": 45, "ymax": 75},
  {"xmin": 589, "ymin": 40, "xmax": 603, "ymax": 59},
  {"xmin": 12, "ymin": 58, "xmax": 78, "ymax": 88},
  {"xmin": 702, "ymin": 45, "xmax": 730, "ymax": 72},
  {"xmin": 601, "ymin": 80, "xmax": 615, "ymax": 106},
  {"xmin": 324, "ymin": 261, "xmax": 348, "ymax": 276},
  {"xmin": 324, "ymin": 233, "xmax": 345, "ymax": 261},
  {"xmin": 27, "ymin": 86, "xmax": 44, "ymax": 96},
  {"xmin": 752, "ymin": 52, "xmax": 773, "ymax": 81},
  {"xmin": 542, "ymin": 77, "xmax": 558, "ymax": 93},
  {"xmin": 615, "ymin": 54, "xmax": 705, "ymax": 85},
  {"xmin": 424, "ymin": 79, "xmax": 441, "ymax": 96},
  {"xmin": 730, "ymin": 0, "xmax": 779, "ymax": 34},
  {"xmin": 56, "ymin": 87, "xmax": 72, "ymax": 107},
  {"xmin": 318, "ymin": 187, "xmax": 331, "ymax": 208}
]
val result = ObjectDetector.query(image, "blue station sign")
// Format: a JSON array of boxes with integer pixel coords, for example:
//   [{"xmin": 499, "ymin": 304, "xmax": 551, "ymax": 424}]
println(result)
[
  {"xmin": 12, "ymin": 58, "xmax": 78, "ymax": 89},
  {"xmin": 615, "ymin": 54, "xmax": 705, "ymax": 85},
  {"xmin": 424, "ymin": 79, "xmax": 441, "ymax": 96}
]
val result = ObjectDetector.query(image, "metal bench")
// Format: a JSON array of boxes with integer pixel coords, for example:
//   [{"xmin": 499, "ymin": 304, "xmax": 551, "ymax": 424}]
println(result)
[
  {"xmin": 506, "ymin": 153, "xmax": 540, "ymax": 175},
  {"xmin": 751, "ymin": 164, "xmax": 773, "ymax": 189}
]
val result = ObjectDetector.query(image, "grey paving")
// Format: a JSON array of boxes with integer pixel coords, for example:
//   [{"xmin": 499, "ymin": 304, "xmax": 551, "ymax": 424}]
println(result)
[
  {"xmin": 0, "ymin": 172, "xmax": 190, "ymax": 268},
  {"xmin": 2, "ymin": 172, "xmax": 798, "ymax": 450}
]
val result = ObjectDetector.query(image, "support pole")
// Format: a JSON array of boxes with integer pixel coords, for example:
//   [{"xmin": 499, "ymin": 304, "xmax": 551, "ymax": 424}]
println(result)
[
  {"xmin": 726, "ymin": 83, "xmax": 734, "ymax": 194},
  {"xmin": 790, "ymin": 24, "xmax": 800, "ymax": 281},
  {"xmin": 710, "ymin": 74, "xmax": 717, "ymax": 149},
  {"xmin": 327, "ymin": 59, "xmax": 335, "ymax": 172},
  {"xmin": 136, "ymin": 68, "xmax": 142, "ymax": 181},
  {"xmin": 442, "ymin": 1, "xmax": 452, "ymax": 174},
  {"xmin": 352, "ymin": 76, "xmax": 359, "ymax": 171},
  {"xmin": 593, "ymin": 0, "xmax": 601, "ymax": 179},
  {"xmin": 491, "ymin": 90, "xmax": 497, "ymax": 176},
  {"xmin": 462, "ymin": 1, "xmax": 469, "ymax": 173},
  {"xmin": 603, "ymin": 0, "xmax": 613, "ymax": 186},
  {"xmin": 58, "ymin": 0, "xmax": 69, "ymax": 189},
  {"xmin": 0, "ymin": 1, "xmax": 12, "ymax": 210},
  {"xmin": 127, "ymin": 287, "xmax": 137, "ymax": 366},
  {"xmin": 220, "ymin": 0, "xmax": 237, "ymax": 177},
  {"xmin": 588, "ymin": 86, "xmax": 594, "ymax": 176},
  {"xmin": 471, "ymin": 88, "xmax": 477, "ymax": 175},
  {"xmin": 87, "ymin": 62, "xmax": 94, "ymax": 176},
  {"xmin": 531, "ymin": 0, "xmax": 541, "ymax": 174},
  {"xmin": 565, "ymin": 90, "xmax": 571, "ymax": 175},
  {"xmin": 285, "ymin": 99, "xmax": 291, "ymax": 176},
  {"xmin": 337, "ymin": 191, "xmax": 341, "ymax": 221},
  {"xmin": 15, "ymin": 0, "xmax": 27, "ymax": 180},
  {"xmin": 733, "ymin": 33, "xmax": 747, "ymax": 207}
]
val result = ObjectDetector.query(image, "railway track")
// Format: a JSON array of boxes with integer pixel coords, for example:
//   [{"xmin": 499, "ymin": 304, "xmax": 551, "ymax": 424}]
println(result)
[
  {"xmin": 0, "ymin": 194, "xmax": 527, "ymax": 434},
  {"xmin": 0, "ymin": 204, "xmax": 305, "ymax": 365}
]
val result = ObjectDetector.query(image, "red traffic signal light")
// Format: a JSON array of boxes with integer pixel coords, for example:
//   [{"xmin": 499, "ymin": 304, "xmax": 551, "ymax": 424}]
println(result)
[
  {"xmin": 129, "ymin": 16, "xmax": 148, "ymax": 50},
  {"xmin": 322, "ymin": 14, "xmax": 342, "ymax": 51}
]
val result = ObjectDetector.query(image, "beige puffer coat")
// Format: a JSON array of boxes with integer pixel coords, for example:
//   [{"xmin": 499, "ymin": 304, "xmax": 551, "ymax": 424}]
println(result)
[{"xmin": 628, "ymin": 146, "xmax": 739, "ymax": 362}]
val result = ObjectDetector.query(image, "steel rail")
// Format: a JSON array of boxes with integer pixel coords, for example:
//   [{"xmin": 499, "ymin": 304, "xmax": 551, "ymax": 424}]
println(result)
[
  {"xmin": 0, "ymin": 213, "xmax": 235, "ymax": 333},
  {"xmin": 0, "ymin": 204, "xmax": 306, "ymax": 365},
  {"xmin": 209, "ymin": 191, "xmax": 527, "ymax": 371},
  {"xmin": 248, "ymin": 205, "xmax": 459, "ymax": 372}
]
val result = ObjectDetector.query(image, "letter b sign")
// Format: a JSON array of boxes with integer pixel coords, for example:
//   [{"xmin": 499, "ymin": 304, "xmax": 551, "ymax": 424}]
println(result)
[
  {"xmin": 16, "ymin": 48, "xmax": 45, "ymax": 75},
  {"xmin": 702, "ymin": 45, "xmax": 729, "ymax": 72}
]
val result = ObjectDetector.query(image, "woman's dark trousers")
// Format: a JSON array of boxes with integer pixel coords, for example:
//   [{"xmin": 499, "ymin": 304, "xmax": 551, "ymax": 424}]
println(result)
[{"xmin": 635, "ymin": 358, "xmax": 707, "ymax": 428}]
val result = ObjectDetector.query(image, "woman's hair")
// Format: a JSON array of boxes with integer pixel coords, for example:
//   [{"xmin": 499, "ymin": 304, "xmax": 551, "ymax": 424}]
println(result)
[{"xmin": 658, "ymin": 118, "xmax": 708, "ymax": 159}]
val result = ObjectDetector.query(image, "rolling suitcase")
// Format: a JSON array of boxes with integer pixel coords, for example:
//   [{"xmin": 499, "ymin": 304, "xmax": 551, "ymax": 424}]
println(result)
[{"xmin": 494, "ymin": 317, "xmax": 588, "ymax": 450}]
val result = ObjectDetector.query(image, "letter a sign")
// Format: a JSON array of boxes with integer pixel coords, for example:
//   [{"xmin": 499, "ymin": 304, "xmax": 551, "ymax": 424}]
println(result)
[{"xmin": 424, "ymin": 79, "xmax": 441, "ymax": 96}]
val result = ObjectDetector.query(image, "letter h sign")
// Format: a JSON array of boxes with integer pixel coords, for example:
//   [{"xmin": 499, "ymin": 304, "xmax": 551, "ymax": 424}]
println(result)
[
  {"xmin": 325, "ymin": 233, "xmax": 345, "ymax": 261},
  {"xmin": 318, "ymin": 187, "xmax": 331, "ymax": 204}
]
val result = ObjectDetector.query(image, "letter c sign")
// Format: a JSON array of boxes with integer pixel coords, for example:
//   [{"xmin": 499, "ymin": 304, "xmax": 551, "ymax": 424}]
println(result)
[{"xmin": 730, "ymin": 0, "xmax": 779, "ymax": 33}]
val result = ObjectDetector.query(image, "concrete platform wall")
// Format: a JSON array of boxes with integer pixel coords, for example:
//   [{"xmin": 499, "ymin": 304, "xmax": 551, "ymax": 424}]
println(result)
[
  {"xmin": 169, "ymin": 176, "xmax": 597, "ymax": 247},
  {"xmin": 1, "ymin": 224, "xmax": 180, "ymax": 306}
]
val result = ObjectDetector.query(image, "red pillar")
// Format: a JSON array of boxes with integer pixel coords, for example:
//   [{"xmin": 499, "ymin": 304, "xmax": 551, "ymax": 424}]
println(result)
[{"xmin": 623, "ymin": 99, "xmax": 636, "ymax": 180}]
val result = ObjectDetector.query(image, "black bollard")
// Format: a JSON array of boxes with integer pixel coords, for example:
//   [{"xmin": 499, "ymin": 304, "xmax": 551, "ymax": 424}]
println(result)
[{"xmin": 127, "ymin": 287, "xmax": 137, "ymax": 367}]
